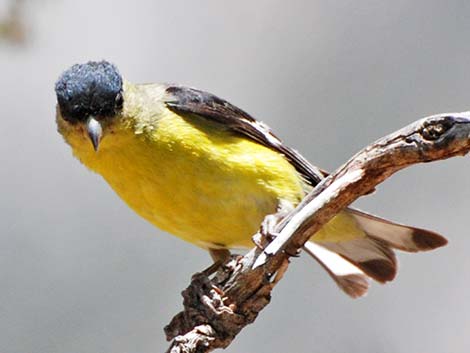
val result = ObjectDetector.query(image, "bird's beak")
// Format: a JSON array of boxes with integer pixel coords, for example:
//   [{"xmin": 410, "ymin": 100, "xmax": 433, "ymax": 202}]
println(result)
[{"xmin": 86, "ymin": 116, "xmax": 103, "ymax": 152}]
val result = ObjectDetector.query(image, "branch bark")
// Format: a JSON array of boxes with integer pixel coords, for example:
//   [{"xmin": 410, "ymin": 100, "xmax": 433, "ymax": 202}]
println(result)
[{"xmin": 165, "ymin": 112, "xmax": 470, "ymax": 353}]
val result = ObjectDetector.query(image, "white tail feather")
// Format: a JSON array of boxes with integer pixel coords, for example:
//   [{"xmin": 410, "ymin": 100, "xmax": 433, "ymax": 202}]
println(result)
[
  {"xmin": 300, "ymin": 207, "xmax": 447, "ymax": 297},
  {"xmin": 348, "ymin": 208, "xmax": 447, "ymax": 252},
  {"xmin": 303, "ymin": 241, "xmax": 369, "ymax": 298},
  {"xmin": 318, "ymin": 237, "xmax": 397, "ymax": 283}
]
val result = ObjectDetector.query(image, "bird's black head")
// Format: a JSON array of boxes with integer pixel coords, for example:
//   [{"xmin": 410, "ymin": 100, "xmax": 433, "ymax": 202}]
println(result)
[{"xmin": 55, "ymin": 61, "xmax": 123, "ymax": 124}]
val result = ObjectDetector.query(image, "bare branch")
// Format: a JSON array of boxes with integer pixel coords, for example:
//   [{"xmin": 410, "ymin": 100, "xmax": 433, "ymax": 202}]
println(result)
[{"xmin": 165, "ymin": 112, "xmax": 470, "ymax": 352}]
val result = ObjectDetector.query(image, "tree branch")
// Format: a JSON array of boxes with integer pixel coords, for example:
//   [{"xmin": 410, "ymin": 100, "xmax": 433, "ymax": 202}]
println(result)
[{"xmin": 165, "ymin": 112, "xmax": 470, "ymax": 352}]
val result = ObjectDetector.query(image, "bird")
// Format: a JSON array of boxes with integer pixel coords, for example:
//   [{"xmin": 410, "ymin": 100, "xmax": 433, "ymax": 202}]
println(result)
[{"xmin": 55, "ymin": 60, "xmax": 447, "ymax": 298}]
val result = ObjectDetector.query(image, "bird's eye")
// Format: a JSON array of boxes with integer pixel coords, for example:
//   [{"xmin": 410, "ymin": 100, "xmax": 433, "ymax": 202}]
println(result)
[
  {"xmin": 421, "ymin": 118, "xmax": 452, "ymax": 140},
  {"xmin": 115, "ymin": 92, "xmax": 123, "ymax": 109}
]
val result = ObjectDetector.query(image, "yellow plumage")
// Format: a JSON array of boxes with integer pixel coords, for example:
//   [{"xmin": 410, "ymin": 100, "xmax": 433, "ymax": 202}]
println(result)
[
  {"xmin": 55, "ymin": 61, "xmax": 447, "ymax": 297},
  {"xmin": 58, "ymin": 81, "xmax": 359, "ymax": 249}
]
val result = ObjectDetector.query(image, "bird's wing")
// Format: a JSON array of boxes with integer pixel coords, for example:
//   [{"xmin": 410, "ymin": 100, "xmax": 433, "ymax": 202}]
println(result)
[{"xmin": 164, "ymin": 85, "xmax": 325, "ymax": 186}]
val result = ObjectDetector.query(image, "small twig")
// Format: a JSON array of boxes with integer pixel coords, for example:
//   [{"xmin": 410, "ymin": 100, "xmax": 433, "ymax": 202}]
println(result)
[{"xmin": 166, "ymin": 112, "xmax": 470, "ymax": 352}]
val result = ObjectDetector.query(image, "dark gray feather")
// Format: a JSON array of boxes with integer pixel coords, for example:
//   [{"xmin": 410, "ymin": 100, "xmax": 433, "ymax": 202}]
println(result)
[{"xmin": 165, "ymin": 85, "xmax": 324, "ymax": 186}]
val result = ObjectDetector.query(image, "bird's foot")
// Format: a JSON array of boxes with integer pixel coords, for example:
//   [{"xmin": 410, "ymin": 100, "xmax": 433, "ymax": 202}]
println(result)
[
  {"xmin": 253, "ymin": 201, "xmax": 295, "ymax": 250},
  {"xmin": 252, "ymin": 214, "xmax": 281, "ymax": 249}
]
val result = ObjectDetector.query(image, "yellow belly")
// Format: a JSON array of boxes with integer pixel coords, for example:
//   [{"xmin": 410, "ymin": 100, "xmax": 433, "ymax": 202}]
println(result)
[{"xmin": 64, "ymin": 112, "xmax": 306, "ymax": 249}]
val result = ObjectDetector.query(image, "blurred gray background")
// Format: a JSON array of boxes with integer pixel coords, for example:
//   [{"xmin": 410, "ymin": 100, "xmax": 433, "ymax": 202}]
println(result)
[{"xmin": 1, "ymin": 1, "xmax": 470, "ymax": 352}]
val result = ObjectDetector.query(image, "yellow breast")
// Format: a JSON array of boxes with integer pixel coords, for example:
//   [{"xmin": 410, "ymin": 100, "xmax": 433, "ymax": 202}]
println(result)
[{"xmin": 59, "ymin": 88, "xmax": 306, "ymax": 249}]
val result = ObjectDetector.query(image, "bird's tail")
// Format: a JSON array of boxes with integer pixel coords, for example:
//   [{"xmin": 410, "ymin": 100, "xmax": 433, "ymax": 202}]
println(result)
[{"xmin": 303, "ymin": 208, "xmax": 448, "ymax": 298}]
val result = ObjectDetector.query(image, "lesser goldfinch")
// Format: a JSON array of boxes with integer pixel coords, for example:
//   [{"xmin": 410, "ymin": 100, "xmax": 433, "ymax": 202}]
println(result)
[{"xmin": 55, "ymin": 61, "xmax": 447, "ymax": 297}]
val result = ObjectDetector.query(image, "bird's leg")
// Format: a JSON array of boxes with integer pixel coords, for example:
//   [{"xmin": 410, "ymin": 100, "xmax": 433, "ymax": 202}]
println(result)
[
  {"xmin": 253, "ymin": 200, "xmax": 295, "ymax": 249},
  {"xmin": 209, "ymin": 248, "xmax": 231, "ymax": 263},
  {"xmin": 201, "ymin": 248, "xmax": 232, "ymax": 276}
]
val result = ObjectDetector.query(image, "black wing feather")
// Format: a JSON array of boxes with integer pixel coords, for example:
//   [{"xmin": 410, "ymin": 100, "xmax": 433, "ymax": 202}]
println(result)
[{"xmin": 165, "ymin": 85, "xmax": 324, "ymax": 186}]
